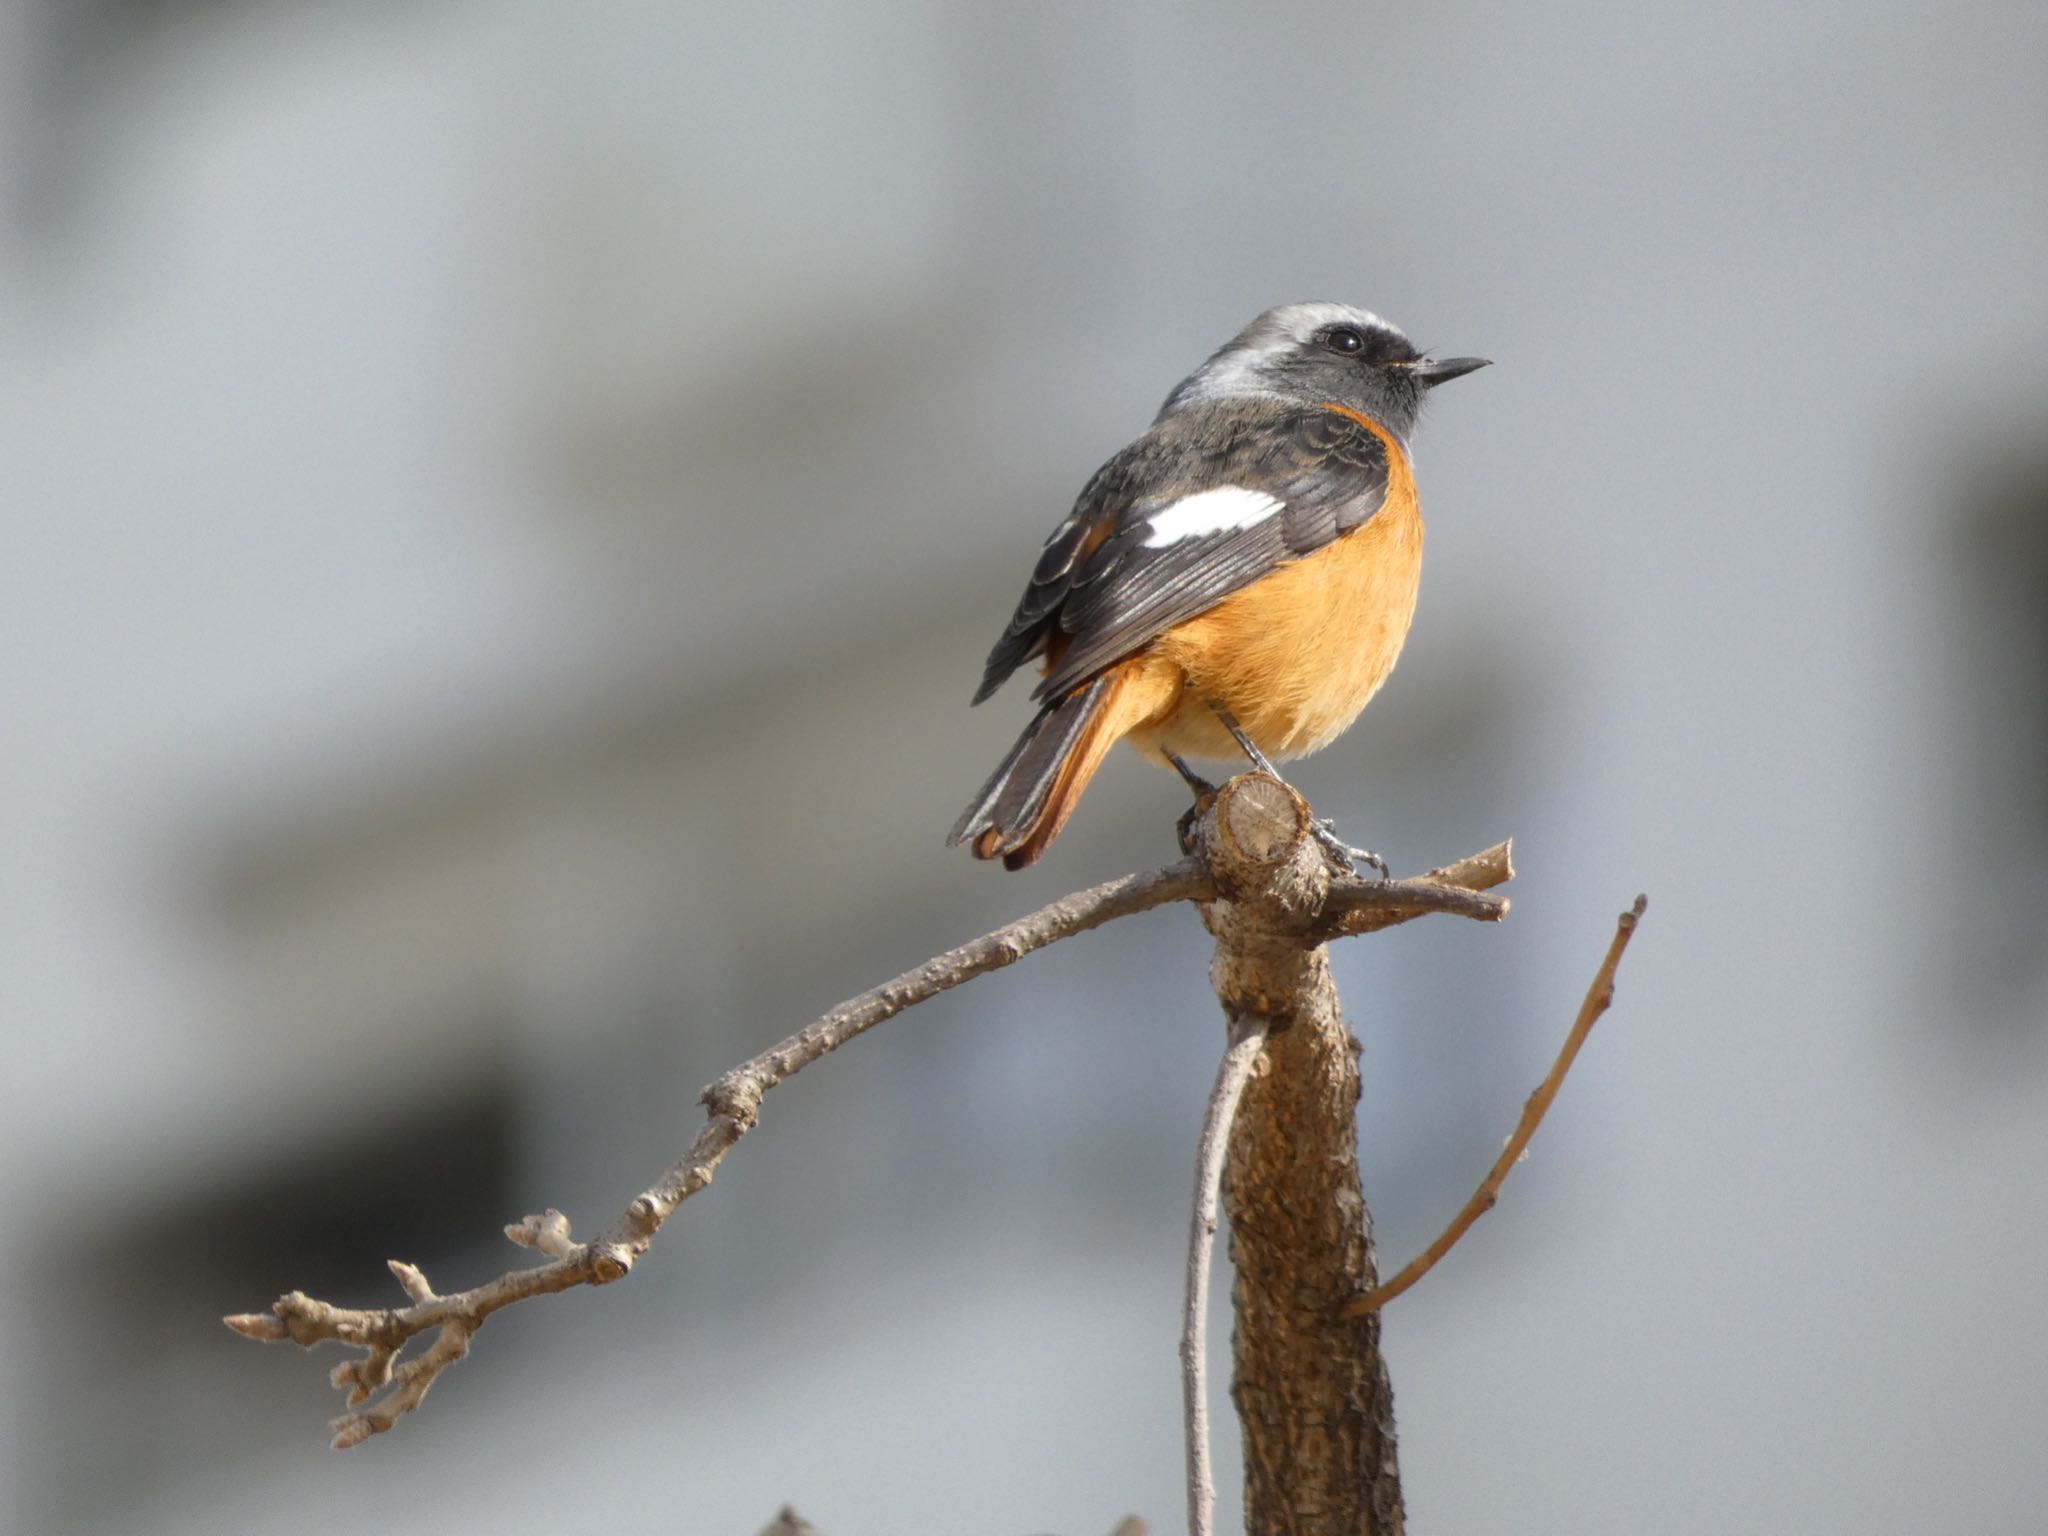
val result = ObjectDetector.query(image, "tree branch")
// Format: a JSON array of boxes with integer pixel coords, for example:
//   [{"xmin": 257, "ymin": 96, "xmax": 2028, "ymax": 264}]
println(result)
[
  {"xmin": 227, "ymin": 856, "xmax": 1212, "ymax": 1446},
  {"xmin": 1342, "ymin": 894, "xmax": 1648, "ymax": 1318},
  {"xmin": 1182, "ymin": 1012, "xmax": 1272, "ymax": 1536},
  {"xmin": 1309, "ymin": 840, "xmax": 1514, "ymax": 938},
  {"xmin": 1186, "ymin": 773, "xmax": 1420, "ymax": 1536},
  {"xmin": 226, "ymin": 762, "xmax": 1539, "ymax": 1526}
]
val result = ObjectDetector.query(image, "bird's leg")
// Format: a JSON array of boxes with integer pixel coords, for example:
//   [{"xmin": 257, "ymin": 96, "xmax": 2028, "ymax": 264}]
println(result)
[
  {"xmin": 1207, "ymin": 703, "xmax": 1284, "ymax": 779},
  {"xmin": 1206, "ymin": 701, "xmax": 1391, "ymax": 880},
  {"xmin": 1166, "ymin": 752, "xmax": 1217, "ymax": 799},
  {"xmin": 1168, "ymin": 752, "xmax": 1218, "ymax": 854}
]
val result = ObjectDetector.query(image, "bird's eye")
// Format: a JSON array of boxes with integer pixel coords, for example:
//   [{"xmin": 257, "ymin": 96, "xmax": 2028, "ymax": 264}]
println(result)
[{"xmin": 1320, "ymin": 327, "xmax": 1366, "ymax": 356}]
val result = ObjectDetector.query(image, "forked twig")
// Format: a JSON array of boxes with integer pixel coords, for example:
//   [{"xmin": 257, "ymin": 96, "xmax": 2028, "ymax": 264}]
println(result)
[
  {"xmin": 1343, "ymin": 895, "xmax": 1648, "ymax": 1318},
  {"xmin": 227, "ymin": 856, "xmax": 1213, "ymax": 1446},
  {"xmin": 225, "ymin": 770, "xmax": 1521, "ymax": 1453}
]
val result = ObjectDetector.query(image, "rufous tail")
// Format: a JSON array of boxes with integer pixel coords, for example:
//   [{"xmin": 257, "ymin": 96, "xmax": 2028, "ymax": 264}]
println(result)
[{"xmin": 949, "ymin": 661, "xmax": 1160, "ymax": 870}]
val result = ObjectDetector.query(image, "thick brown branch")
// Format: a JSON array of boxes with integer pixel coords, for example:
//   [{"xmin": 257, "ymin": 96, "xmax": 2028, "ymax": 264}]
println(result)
[
  {"xmin": 1343, "ymin": 895, "xmax": 1648, "ymax": 1318},
  {"xmin": 1186, "ymin": 773, "xmax": 1421, "ymax": 1535},
  {"xmin": 1177, "ymin": 779, "xmax": 1533, "ymax": 1536}
]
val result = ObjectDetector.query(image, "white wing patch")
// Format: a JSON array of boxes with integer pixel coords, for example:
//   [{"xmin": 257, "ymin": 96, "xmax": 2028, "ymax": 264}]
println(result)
[{"xmin": 1141, "ymin": 486, "xmax": 1285, "ymax": 548}]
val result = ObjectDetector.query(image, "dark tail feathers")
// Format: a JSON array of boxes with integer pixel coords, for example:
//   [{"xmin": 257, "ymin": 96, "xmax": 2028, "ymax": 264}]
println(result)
[{"xmin": 947, "ymin": 677, "xmax": 1112, "ymax": 869}]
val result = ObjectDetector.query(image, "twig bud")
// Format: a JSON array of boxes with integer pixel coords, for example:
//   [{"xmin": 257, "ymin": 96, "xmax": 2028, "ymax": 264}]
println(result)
[
  {"xmin": 222, "ymin": 1311, "xmax": 289, "ymax": 1341},
  {"xmin": 388, "ymin": 1260, "xmax": 436, "ymax": 1302}
]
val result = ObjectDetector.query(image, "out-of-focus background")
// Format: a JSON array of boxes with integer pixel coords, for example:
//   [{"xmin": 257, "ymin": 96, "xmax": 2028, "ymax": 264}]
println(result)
[{"xmin": 4, "ymin": 2, "xmax": 2045, "ymax": 1532}]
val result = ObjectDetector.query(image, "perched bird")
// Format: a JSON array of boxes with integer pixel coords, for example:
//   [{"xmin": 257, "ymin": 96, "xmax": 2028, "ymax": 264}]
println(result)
[{"xmin": 949, "ymin": 302, "xmax": 1488, "ymax": 871}]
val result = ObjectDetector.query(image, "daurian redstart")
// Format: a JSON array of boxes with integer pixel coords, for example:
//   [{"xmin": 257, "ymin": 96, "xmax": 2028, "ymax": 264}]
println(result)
[{"xmin": 949, "ymin": 302, "xmax": 1488, "ymax": 870}]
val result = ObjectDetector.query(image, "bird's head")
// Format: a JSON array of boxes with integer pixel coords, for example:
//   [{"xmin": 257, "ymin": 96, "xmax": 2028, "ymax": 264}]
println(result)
[{"xmin": 1158, "ymin": 301, "xmax": 1489, "ymax": 437}]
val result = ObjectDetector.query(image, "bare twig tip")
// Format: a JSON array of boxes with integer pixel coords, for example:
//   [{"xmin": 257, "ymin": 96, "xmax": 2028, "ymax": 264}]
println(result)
[
  {"xmin": 223, "ymin": 1311, "xmax": 288, "ymax": 1341},
  {"xmin": 388, "ymin": 1260, "xmax": 436, "ymax": 1302},
  {"xmin": 329, "ymin": 1415, "xmax": 378, "ymax": 1451}
]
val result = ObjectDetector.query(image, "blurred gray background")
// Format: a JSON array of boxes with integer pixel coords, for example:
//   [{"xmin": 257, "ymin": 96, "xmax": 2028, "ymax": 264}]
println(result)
[{"xmin": 4, "ymin": 2, "xmax": 2046, "ymax": 1532}]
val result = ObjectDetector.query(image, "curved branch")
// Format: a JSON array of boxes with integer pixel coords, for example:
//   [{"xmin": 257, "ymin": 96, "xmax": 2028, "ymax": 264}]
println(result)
[
  {"xmin": 227, "ymin": 855, "xmax": 1213, "ymax": 1446},
  {"xmin": 1182, "ymin": 1013, "xmax": 1272, "ymax": 1536},
  {"xmin": 1342, "ymin": 895, "xmax": 1648, "ymax": 1318}
]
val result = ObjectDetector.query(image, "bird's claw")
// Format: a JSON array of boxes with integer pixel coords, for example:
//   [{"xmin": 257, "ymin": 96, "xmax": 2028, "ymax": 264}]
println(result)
[{"xmin": 1313, "ymin": 818, "xmax": 1391, "ymax": 881}]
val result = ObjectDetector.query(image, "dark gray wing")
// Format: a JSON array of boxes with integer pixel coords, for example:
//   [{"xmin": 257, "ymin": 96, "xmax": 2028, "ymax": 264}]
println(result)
[{"xmin": 969, "ymin": 403, "xmax": 1392, "ymax": 706}]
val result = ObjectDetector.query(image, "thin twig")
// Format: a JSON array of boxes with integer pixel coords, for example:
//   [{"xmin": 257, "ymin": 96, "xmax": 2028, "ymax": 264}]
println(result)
[
  {"xmin": 1182, "ymin": 1014, "xmax": 1272, "ymax": 1536},
  {"xmin": 227, "ymin": 856, "xmax": 1214, "ymax": 1445},
  {"xmin": 1309, "ymin": 839, "xmax": 1516, "ymax": 940},
  {"xmin": 1343, "ymin": 895, "xmax": 1648, "ymax": 1318}
]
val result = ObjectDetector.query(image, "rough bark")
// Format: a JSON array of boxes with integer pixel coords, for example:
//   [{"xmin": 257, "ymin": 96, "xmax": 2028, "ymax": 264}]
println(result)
[{"xmin": 1196, "ymin": 774, "xmax": 1403, "ymax": 1535}]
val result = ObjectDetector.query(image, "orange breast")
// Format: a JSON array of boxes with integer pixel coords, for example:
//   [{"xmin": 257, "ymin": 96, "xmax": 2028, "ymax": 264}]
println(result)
[{"xmin": 1127, "ymin": 434, "xmax": 1424, "ymax": 765}]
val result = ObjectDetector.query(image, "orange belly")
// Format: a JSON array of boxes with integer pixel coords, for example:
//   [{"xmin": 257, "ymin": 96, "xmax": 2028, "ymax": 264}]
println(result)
[{"xmin": 1123, "ymin": 480, "xmax": 1424, "ymax": 765}]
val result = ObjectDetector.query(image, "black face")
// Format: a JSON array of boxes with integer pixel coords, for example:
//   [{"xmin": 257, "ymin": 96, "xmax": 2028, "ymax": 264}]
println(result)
[
  {"xmin": 1256, "ymin": 321, "xmax": 1429, "ymax": 436},
  {"xmin": 1312, "ymin": 321, "xmax": 1421, "ymax": 369}
]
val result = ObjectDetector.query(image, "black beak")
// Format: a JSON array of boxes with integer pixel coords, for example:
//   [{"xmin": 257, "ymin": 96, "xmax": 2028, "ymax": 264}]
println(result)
[{"xmin": 1410, "ymin": 356, "xmax": 1491, "ymax": 389}]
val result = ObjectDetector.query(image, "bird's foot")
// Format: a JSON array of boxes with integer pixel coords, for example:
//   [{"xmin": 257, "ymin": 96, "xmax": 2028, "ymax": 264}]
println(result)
[
  {"xmin": 1312, "ymin": 818, "xmax": 1392, "ymax": 881},
  {"xmin": 1166, "ymin": 751, "xmax": 1218, "ymax": 799},
  {"xmin": 1202, "ymin": 701, "xmax": 1390, "ymax": 878}
]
